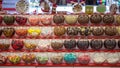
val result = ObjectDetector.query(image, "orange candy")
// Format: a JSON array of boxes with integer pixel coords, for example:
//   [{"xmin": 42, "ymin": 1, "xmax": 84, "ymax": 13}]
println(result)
[{"xmin": 28, "ymin": 16, "xmax": 39, "ymax": 25}]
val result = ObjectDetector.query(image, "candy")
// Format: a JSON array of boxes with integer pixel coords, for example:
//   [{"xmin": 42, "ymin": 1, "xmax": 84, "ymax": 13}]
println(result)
[
  {"xmin": 28, "ymin": 27, "xmax": 41, "ymax": 38},
  {"xmin": 51, "ymin": 55, "xmax": 63, "ymax": 64},
  {"xmin": 104, "ymin": 39, "xmax": 116, "ymax": 50},
  {"xmin": 28, "ymin": 16, "xmax": 39, "ymax": 25},
  {"xmin": 78, "ymin": 55, "xmax": 90, "ymax": 64},
  {"xmin": 11, "ymin": 39, "xmax": 24, "ymax": 50},
  {"xmin": 77, "ymin": 40, "xmax": 89, "ymax": 50},
  {"xmin": 64, "ymin": 40, "xmax": 76, "ymax": 50},
  {"xmin": 36, "ymin": 56, "xmax": 48, "ymax": 64},
  {"xmin": 78, "ymin": 14, "xmax": 89, "ymax": 24},
  {"xmin": 90, "ymin": 40, "xmax": 103, "ymax": 50},
  {"xmin": 64, "ymin": 53, "xmax": 77, "ymax": 64},
  {"xmin": 53, "ymin": 14, "xmax": 64, "ymax": 24},
  {"xmin": 92, "ymin": 27, "xmax": 104, "ymax": 36},
  {"xmin": 90, "ymin": 13, "xmax": 102, "ymax": 24},
  {"xmin": 65, "ymin": 15, "xmax": 77, "ymax": 25}
]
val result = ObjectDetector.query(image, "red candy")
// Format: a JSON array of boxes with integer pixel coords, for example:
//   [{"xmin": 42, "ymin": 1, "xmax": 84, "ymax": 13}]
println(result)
[
  {"xmin": 78, "ymin": 55, "xmax": 90, "ymax": 64},
  {"xmin": 11, "ymin": 40, "xmax": 24, "ymax": 50},
  {"xmin": 16, "ymin": 16, "xmax": 27, "ymax": 25}
]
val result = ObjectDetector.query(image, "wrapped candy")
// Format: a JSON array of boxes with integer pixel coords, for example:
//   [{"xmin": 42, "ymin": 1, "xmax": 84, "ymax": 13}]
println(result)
[{"xmin": 64, "ymin": 53, "xmax": 77, "ymax": 64}]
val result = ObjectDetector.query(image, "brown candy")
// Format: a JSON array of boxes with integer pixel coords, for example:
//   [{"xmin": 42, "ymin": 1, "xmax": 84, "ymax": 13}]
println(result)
[
  {"xmin": 103, "ymin": 14, "xmax": 114, "ymax": 24},
  {"xmin": 53, "ymin": 14, "xmax": 64, "ymax": 24},
  {"xmin": 0, "ymin": 44, "xmax": 10, "ymax": 50},
  {"xmin": 90, "ymin": 39, "xmax": 103, "ymax": 50},
  {"xmin": 77, "ymin": 40, "xmax": 89, "ymax": 50},
  {"xmin": 79, "ymin": 27, "xmax": 91, "ymax": 36},
  {"xmin": 67, "ymin": 27, "xmax": 78, "ymax": 36},
  {"xmin": 105, "ymin": 26, "xmax": 117, "ymax": 36},
  {"xmin": 64, "ymin": 39, "xmax": 76, "ymax": 49},
  {"xmin": 78, "ymin": 14, "xmax": 89, "ymax": 24},
  {"xmin": 110, "ymin": 4, "xmax": 117, "ymax": 14},
  {"xmin": 104, "ymin": 39, "xmax": 116, "ymax": 50},
  {"xmin": 51, "ymin": 42, "xmax": 63, "ymax": 50},
  {"xmin": 92, "ymin": 27, "xmax": 104, "ymax": 36},
  {"xmin": 0, "ymin": 55, "xmax": 7, "ymax": 64},
  {"xmin": 90, "ymin": 13, "xmax": 102, "ymax": 24},
  {"xmin": 116, "ymin": 15, "xmax": 120, "ymax": 24},
  {"xmin": 3, "ymin": 28, "xmax": 15, "ymax": 38},
  {"xmin": 54, "ymin": 26, "xmax": 66, "ymax": 36},
  {"xmin": 51, "ymin": 55, "xmax": 63, "ymax": 64}
]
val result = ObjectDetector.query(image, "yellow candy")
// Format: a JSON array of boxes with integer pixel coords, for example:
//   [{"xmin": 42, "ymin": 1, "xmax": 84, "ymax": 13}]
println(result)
[
  {"xmin": 28, "ymin": 28, "xmax": 41, "ymax": 34},
  {"xmin": 117, "ymin": 27, "xmax": 120, "ymax": 35}
]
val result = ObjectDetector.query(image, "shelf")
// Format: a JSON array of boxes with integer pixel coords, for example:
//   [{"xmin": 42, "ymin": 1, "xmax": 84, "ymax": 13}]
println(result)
[
  {"xmin": 0, "ymin": 23, "xmax": 119, "ymax": 27},
  {"xmin": 0, "ymin": 63, "xmax": 120, "ymax": 67},
  {"xmin": 0, "ymin": 49, "xmax": 120, "ymax": 52},
  {"xmin": 0, "ymin": 36, "xmax": 120, "ymax": 39}
]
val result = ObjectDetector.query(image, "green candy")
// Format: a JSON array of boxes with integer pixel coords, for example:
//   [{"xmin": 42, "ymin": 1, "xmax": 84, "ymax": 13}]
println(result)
[
  {"xmin": 97, "ymin": 5, "xmax": 106, "ymax": 13},
  {"xmin": 36, "ymin": 56, "xmax": 48, "ymax": 64}
]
